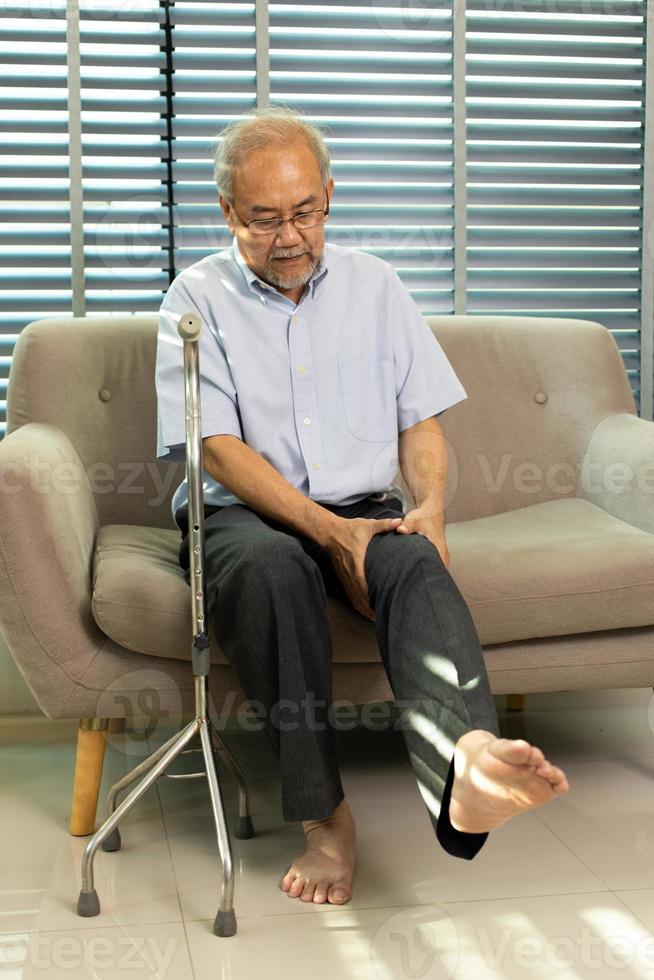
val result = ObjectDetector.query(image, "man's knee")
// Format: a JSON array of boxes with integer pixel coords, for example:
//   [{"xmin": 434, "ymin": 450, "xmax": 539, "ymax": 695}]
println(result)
[
  {"xmin": 364, "ymin": 529, "xmax": 447, "ymax": 599},
  {"xmin": 366, "ymin": 527, "xmax": 444, "ymax": 571}
]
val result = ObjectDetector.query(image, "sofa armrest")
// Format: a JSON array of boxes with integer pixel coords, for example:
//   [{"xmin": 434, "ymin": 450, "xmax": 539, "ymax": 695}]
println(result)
[
  {"xmin": 0, "ymin": 423, "xmax": 105, "ymax": 713},
  {"xmin": 576, "ymin": 412, "xmax": 654, "ymax": 533}
]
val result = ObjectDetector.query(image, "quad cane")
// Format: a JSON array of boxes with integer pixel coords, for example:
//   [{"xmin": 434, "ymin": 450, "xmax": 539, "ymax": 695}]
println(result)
[{"xmin": 76, "ymin": 311, "xmax": 255, "ymax": 937}]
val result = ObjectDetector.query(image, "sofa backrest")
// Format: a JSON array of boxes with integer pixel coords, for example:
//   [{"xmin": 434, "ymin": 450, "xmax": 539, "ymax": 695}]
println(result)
[
  {"xmin": 6, "ymin": 316, "xmax": 183, "ymax": 529},
  {"xmin": 6, "ymin": 314, "xmax": 636, "ymax": 528},
  {"xmin": 426, "ymin": 315, "xmax": 636, "ymax": 522}
]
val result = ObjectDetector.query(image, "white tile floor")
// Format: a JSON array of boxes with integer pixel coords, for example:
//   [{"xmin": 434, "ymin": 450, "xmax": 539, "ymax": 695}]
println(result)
[{"xmin": 3, "ymin": 689, "xmax": 654, "ymax": 978}]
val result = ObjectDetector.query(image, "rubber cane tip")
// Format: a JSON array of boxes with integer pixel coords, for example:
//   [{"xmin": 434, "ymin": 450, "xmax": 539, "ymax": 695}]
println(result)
[
  {"xmin": 77, "ymin": 889, "xmax": 101, "ymax": 917},
  {"xmin": 233, "ymin": 814, "xmax": 255, "ymax": 839},
  {"xmin": 214, "ymin": 908, "xmax": 237, "ymax": 937},
  {"xmin": 101, "ymin": 828, "xmax": 122, "ymax": 852}
]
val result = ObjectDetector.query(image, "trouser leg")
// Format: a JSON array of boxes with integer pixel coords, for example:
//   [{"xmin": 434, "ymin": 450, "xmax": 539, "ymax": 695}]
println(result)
[
  {"xmin": 176, "ymin": 494, "xmax": 500, "ymax": 857},
  {"xmin": 177, "ymin": 503, "xmax": 344, "ymax": 823},
  {"xmin": 359, "ymin": 497, "xmax": 501, "ymax": 860}
]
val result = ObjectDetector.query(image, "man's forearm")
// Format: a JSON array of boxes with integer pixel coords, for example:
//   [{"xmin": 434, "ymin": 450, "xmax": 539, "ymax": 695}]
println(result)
[
  {"xmin": 202, "ymin": 435, "xmax": 342, "ymax": 547},
  {"xmin": 398, "ymin": 417, "xmax": 448, "ymax": 522}
]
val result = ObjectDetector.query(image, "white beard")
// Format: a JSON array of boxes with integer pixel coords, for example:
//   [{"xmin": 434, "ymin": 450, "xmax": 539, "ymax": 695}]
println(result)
[{"xmin": 264, "ymin": 253, "xmax": 319, "ymax": 290}]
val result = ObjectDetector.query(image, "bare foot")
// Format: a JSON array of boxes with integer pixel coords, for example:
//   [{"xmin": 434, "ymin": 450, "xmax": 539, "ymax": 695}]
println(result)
[
  {"xmin": 280, "ymin": 799, "xmax": 357, "ymax": 905},
  {"xmin": 448, "ymin": 729, "xmax": 570, "ymax": 834}
]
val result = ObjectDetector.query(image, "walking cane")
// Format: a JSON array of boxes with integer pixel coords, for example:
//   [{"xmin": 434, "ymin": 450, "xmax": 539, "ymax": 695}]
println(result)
[{"xmin": 76, "ymin": 311, "xmax": 255, "ymax": 937}]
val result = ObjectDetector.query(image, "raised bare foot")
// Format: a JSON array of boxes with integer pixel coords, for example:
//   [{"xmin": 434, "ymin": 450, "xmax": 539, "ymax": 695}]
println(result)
[
  {"xmin": 279, "ymin": 798, "xmax": 357, "ymax": 905},
  {"xmin": 448, "ymin": 730, "xmax": 570, "ymax": 834}
]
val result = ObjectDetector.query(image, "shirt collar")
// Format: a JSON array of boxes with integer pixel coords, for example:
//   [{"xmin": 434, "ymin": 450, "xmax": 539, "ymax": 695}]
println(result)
[{"xmin": 231, "ymin": 236, "xmax": 329, "ymax": 300}]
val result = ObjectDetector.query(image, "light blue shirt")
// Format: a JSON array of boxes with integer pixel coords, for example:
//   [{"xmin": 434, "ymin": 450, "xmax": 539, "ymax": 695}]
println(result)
[{"xmin": 155, "ymin": 237, "xmax": 467, "ymax": 526}]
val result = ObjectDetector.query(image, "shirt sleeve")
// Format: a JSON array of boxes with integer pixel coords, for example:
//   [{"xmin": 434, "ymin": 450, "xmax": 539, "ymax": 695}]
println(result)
[
  {"xmin": 388, "ymin": 266, "xmax": 467, "ymax": 433},
  {"xmin": 155, "ymin": 275, "xmax": 243, "ymax": 461}
]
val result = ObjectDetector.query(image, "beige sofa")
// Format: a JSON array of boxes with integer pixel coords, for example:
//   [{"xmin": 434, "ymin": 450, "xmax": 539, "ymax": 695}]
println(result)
[{"xmin": 1, "ymin": 313, "xmax": 653, "ymax": 835}]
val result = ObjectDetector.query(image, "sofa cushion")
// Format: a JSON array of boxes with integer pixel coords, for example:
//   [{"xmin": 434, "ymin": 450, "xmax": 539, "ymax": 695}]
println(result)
[
  {"xmin": 446, "ymin": 497, "xmax": 654, "ymax": 644},
  {"xmin": 91, "ymin": 524, "xmax": 380, "ymax": 664},
  {"xmin": 92, "ymin": 496, "xmax": 654, "ymax": 660}
]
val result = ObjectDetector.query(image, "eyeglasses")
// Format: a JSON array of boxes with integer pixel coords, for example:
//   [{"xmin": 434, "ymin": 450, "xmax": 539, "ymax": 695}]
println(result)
[{"xmin": 233, "ymin": 198, "xmax": 330, "ymax": 236}]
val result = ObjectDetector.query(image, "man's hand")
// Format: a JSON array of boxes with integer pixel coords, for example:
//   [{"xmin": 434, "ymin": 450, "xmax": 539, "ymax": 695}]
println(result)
[
  {"xmin": 395, "ymin": 506, "xmax": 450, "ymax": 568},
  {"xmin": 326, "ymin": 516, "xmax": 403, "ymax": 621}
]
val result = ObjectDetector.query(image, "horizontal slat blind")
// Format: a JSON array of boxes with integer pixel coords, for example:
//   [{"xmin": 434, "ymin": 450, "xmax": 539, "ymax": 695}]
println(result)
[
  {"xmin": 2, "ymin": 0, "xmax": 652, "ymax": 443},
  {"xmin": 268, "ymin": 0, "xmax": 455, "ymax": 314},
  {"xmin": 170, "ymin": 0, "xmax": 257, "ymax": 270},
  {"xmin": 78, "ymin": 0, "xmax": 169, "ymax": 315},
  {"xmin": 0, "ymin": 1, "xmax": 71, "ymax": 436},
  {"xmin": 465, "ymin": 0, "xmax": 647, "ymax": 408}
]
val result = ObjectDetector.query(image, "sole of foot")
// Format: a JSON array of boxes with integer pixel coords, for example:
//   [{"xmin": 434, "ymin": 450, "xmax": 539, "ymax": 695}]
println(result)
[{"xmin": 448, "ymin": 730, "xmax": 570, "ymax": 835}]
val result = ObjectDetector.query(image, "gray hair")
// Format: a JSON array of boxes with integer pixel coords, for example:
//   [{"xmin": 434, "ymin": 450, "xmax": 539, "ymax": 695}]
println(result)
[{"xmin": 211, "ymin": 106, "xmax": 332, "ymax": 204}]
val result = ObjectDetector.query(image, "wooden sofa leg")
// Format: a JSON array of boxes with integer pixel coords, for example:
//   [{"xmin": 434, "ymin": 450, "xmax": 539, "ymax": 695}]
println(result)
[
  {"xmin": 507, "ymin": 694, "xmax": 526, "ymax": 712},
  {"xmin": 70, "ymin": 718, "xmax": 109, "ymax": 836}
]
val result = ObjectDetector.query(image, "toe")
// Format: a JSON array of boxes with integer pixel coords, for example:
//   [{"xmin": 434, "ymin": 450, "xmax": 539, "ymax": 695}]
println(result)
[
  {"xmin": 288, "ymin": 875, "xmax": 306, "ymax": 899},
  {"xmin": 300, "ymin": 880, "xmax": 317, "ymax": 902},
  {"xmin": 327, "ymin": 879, "xmax": 351, "ymax": 904},
  {"xmin": 313, "ymin": 881, "xmax": 329, "ymax": 903},
  {"xmin": 538, "ymin": 763, "xmax": 566, "ymax": 786},
  {"xmin": 527, "ymin": 746, "xmax": 545, "ymax": 767},
  {"xmin": 492, "ymin": 737, "xmax": 533, "ymax": 764},
  {"xmin": 280, "ymin": 869, "xmax": 295, "ymax": 892},
  {"xmin": 549, "ymin": 768, "xmax": 569, "ymax": 790}
]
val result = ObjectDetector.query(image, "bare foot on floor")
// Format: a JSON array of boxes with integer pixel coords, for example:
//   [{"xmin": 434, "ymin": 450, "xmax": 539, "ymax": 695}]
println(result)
[
  {"xmin": 279, "ymin": 799, "xmax": 357, "ymax": 905},
  {"xmin": 448, "ymin": 730, "xmax": 570, "ymax": 834}
]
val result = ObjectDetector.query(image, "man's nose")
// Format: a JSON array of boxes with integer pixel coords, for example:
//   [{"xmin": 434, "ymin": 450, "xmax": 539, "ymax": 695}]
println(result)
[{"xmin": 274, "ymin": 219, "xmax": 304, "ymax": 247}]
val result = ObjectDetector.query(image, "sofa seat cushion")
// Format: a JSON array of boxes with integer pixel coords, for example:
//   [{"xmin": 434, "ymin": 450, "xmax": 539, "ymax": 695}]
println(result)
[
  {"xmin": 92, "ymin": 496, "xmax": 654, "ymax": 661},
  {"xmin": 446, "ymin": 497, "xmax": 654, "ymax": 644},
  {"xmin": 91, "ymin": 524, "xmax": 380, "ymax": 664}
]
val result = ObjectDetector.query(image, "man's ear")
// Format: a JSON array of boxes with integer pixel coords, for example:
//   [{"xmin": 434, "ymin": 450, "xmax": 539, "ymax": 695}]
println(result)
[{"xmin": 219, "ymin": 194, "xmax": 234, "ymax": 232}]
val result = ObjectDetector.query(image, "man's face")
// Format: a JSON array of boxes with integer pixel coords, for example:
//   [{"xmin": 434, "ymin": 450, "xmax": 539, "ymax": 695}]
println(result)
[{"xmin": 219, "ymin": 140, "xmax": 334, "ymax": 294}]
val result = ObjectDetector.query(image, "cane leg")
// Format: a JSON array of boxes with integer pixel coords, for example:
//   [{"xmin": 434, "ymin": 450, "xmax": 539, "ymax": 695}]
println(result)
[
  {"xmin": 209, "ymin": 724, "xmax": 254, "ymax": 839},
  {"xmin": 200, "ymin": 723, "xmax": 237, "ymax": 937}
]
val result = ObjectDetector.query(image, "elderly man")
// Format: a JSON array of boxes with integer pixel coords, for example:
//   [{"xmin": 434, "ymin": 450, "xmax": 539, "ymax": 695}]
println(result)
[{"xmin": 155, "ymin": 107, "xmax": 569, "ymax": 907}]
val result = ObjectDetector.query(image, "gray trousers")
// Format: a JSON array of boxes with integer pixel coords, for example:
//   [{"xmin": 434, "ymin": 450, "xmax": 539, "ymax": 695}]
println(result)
[{"xmin": 176, "ymin": 493, "xmax": 500, "ymax": 860}]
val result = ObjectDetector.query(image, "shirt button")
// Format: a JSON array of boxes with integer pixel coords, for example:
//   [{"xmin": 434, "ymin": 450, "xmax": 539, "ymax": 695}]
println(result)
[
  {"xmin": 303, "ymin": 417, "xmax": 311, "ymax": 426},
  {"xmin": 313, "ymin": 463, "xmax": 321, "ymax": 471},
  {"xmin": 297, "ymin": 365, "xmax": 306, "ymax": 374},
  {"xmin": 291, "ymin": 316, "xmax": 298, "ymax": 325}
]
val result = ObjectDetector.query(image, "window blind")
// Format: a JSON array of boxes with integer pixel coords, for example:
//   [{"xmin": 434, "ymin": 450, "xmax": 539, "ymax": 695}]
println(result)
[
  {"xmin": 268, "ymin": 0, "xmax": 455, "ymax": 313},
  {"xmin": 169, "ymin": 0, "xmax": 257, "ymax": 271},
  {"xmin": 78, "ymin": 0, "xmax": 170, "ymax": 316},
  {"xmin": 169, "ymin": 0, "xmax": 454, "ymax": 302},
  {"xmin": 466, "ymin": 0, "xmax": 647, "ymax": 409},
  {"xmin": 0, "ymin": 1, "xmax": 71, "ymax": 438},
  {"xmin": 1, "ymin": 0, "xmax": 652, "ymax": 439}
]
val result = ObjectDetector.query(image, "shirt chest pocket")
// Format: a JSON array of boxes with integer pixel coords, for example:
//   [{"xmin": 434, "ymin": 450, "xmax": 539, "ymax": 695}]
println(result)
[{"xmin": 337, "ymin": 357, "xmax": 397, "ymax": 443}]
